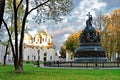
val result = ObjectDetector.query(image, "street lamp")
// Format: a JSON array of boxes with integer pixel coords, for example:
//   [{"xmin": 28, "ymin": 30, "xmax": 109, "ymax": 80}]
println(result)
[{"xmin": 38, "ymin": 48, "xmax": 40, "ymax": 67}]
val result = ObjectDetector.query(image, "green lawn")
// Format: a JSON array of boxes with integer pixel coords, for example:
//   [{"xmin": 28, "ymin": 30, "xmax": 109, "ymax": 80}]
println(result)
[{"xmin": 0, "ymin": 65, "xmax": 120, "ymax": 80}]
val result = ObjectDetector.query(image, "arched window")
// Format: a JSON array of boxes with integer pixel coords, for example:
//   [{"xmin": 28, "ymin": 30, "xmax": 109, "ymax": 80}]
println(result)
[
  {"xmin": 43, "ymin": 38, "xmax": 44, "ymax": 42},
  {"xmin": 50, "ymin": 56, "xmax": 52, "ymax": 60},
  {"xmin": 34, "ymin": 37, "xmax": 35, "ymax": 42},
  {"xmin": 34, "ymin": 56, "xmax": 36, "ymax": 60},
  {"xmin": 27, "ymin": 56, "xmax": 29, "ymax": 60},
  {"xmin": 44, "ymin": 52, "xmax": 47, "ymax": 56},
  {"xmin": 48, "ymin": 39, "xmax": 50, "ymax": 43},
  {"xmin": 37, "ymin": 38, "xmax": 39, "ymax": 42},
  {"xmin": 40, "ymin": 38, "xmax": 42, "ymax": 43},
  {"xmin": 45, "ymin": 38, "xmax": 47, "ymax": 42}
]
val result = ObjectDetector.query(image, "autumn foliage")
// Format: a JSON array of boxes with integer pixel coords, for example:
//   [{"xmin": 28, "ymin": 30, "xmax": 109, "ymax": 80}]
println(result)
[{"xmin": 100, "ymin": 9, "xmax": 120, "ymax": 61}]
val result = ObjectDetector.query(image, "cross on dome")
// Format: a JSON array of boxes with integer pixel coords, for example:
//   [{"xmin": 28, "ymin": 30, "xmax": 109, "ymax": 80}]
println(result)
[{"xmin": 87, "ymin": 12, "xmax": 92, "ymax": 18}]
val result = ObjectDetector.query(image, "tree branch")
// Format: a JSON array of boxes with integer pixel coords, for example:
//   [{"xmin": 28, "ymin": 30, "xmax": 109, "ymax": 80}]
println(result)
[
  {"xmin": 16, "ymin": 0, "xmax": 23, "ymax": 11},
  {"xmin": 2, "ymin": 19, "xmax": 15, "ymax": 57},
  {"xmin": 28, "ymin": 0, "xmax": 50, "ymax": 14}
]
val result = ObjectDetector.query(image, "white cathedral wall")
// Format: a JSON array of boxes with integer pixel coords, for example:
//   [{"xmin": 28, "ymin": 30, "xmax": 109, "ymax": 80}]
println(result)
[
  {"xmin": 23, "ymin": 47, "xmax": 59, "ymax": 62},
  {"xmin": 41, "ymin": 48, "xmax": 57, "ymax": 61},
  {"xmin": 23, "ymin": 48, "xmax": 38, "ymax": 61}
]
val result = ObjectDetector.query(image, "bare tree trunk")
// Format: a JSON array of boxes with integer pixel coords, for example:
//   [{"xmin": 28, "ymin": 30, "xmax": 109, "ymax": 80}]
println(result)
[
  {"xmin": 14, "ymin": 57, "xmax": 23, "ymax": 72},
  {"xmin": 3, "ymin": 44, "xmax": 9, "ymax": 65},
  {"xmin": 14, "ymin": 57, "xmax": 18, "ymax": 71},
  {"xmin": 18, "ymin": 0, "xmax": 29, "ymax": 72},
  {"xmin": 13, "ymin": 0, "xmax": 21, "ymax": 73},
  {"xmin": 3, "ymin": 54, "xmax": 7, "ymax": 65},
  {"xmin": 0, "ymin": 0, "xmax": 5, "ymax": 27},
  {"xmin": 14, "ymin": 60, "xmax": 23, "ymax": 72}
]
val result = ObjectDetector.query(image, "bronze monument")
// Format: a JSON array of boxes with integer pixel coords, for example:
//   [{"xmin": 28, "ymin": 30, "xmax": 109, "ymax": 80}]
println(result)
[{"xmin": 74, "ymin": 12, "xmax": 107, "ymax": 62}]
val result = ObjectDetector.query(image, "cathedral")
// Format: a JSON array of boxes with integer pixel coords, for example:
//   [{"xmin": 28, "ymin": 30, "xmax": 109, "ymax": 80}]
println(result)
[
  {"xmin": 0, "ymin": 29, "xmax": 59, "ymax": 64},
  {"xmin": 23, "ymin": 29, "xmax": 59, "ymax": 62}
]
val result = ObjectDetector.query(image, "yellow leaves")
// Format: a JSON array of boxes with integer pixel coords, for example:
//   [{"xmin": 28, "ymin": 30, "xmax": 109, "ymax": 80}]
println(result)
[
  {"xmin": 68, "ymin": 30, "xmax": 82, "ymax": 39},
  {"xmin": 16, "ymin": 0, "xmax": 20, "ymax": 3},
  {"xmin": 107, "ymin": 25, "xmax": 115, "ymax": 33},
  {"xmin": 71, "ymin": 34, "xmax": 78, "ymax": 39},
  {"xmin": 96, "ymin": 28, "xmax": 99, "ymax": 33},
  {"xmin": 113, "ymin": 9, "xmax": 120, "ymax": 15},
  {"xmin": 63, "ymin": 45, "xmax": 66, "ymax": 50},
  {"xmin": 63, "ymin": 30, "xmax": 82, "ymax": 53},
  {"xmin": 6, "ymin": 0, "xmax": 22, "ymax": 7},
  {"xmin": 103, "ymin": 9, "xmax": 120, "ymax": 37}
]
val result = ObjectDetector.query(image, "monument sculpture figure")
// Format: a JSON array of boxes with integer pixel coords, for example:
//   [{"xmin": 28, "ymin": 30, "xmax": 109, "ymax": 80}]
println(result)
[
  {"xmin": 74, "ymin": 12, "xmax": 107, "ymax": 62},
  {"xmin": 86, "ymin": 12, "xmax": 92, "ymax": 26}
]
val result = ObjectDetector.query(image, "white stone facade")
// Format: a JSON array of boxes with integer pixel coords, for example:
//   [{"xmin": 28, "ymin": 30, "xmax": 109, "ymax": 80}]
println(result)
[{"xmin": 23, "ymin": 47, "xmax": 58, "ymax": 61}]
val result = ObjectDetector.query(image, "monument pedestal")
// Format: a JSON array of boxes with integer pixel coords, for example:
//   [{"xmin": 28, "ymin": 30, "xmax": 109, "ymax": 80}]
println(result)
[
  {"xmin": 74, "ymin": 58, "xmax": 107, "ymax": 62},
  {"xmin": 74, "ymin": 43, "xmax": 107, "ymax": 62}
]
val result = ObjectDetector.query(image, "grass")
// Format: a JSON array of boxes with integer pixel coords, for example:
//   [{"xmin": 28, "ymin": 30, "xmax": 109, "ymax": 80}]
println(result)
[{"xmin": 0, "ymin": 65, "xmax": 120, "ymax": 80}]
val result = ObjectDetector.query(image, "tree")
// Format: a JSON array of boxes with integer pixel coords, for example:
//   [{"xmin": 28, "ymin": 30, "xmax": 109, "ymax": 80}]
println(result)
[
  {"xmin": 109, "ymin": 9, "xmax": 120, "ymax": 61},
  {"xmin": 0, "ymin": 32, "xmax": 9, "ymax": 65},
  {"xmin": 95, "ymin": 9, "xmax": 120, "ymax": 61},
  {"xmin": 3, "ymin": 40, "xmax": 10, "ymax": 65},
  {"xmin": 1, "ymin": 0, "xmax": 24, "ymax": 66},
  {"xmin": 0, "ymin": 0, "xmax": 5, "ymax": 27},
  {"xmin": 93, "ymin": 14, "xmax": 111, "ymax": 60},
  {"xmin": 2, "ymin": 0, "xmax": 73, "ymax": 72},
  {"xmin": 61, "ymin": 31, "xmax": 81, "ymax": 58},
  {"xmin": 59, "ymin": 45, "xmax": 66, "ymax": 58}
]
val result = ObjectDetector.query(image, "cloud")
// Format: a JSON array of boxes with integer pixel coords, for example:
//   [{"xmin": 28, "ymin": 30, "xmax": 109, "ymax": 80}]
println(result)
[
  {"xmin": 101, "ymin": 0, "xmax": 120, "ymax": 13},
  {"xmin": 72, "ymin": 0, "xmax": 106, "ymax": 17},
  {"xmin": 28, "ymin": 0, "xmax": 120, "ymax": 50}
]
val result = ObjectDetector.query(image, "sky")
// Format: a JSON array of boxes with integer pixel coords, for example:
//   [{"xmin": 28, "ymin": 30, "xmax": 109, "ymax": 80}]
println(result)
[{"xmin": 27, "ymin": 0, "xmax": 120, "ymax": 50}]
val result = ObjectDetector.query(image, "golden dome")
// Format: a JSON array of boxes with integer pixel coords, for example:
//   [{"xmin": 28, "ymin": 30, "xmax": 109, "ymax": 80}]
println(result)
[
  {"xmin": 35, "ymin": 33, "xmax": 41, "ymax": 38},
  {"xmin": 24, "ymin": 32, "xmax": 33, "ymax": 40},
  {"xmin": 47, "ymin": 34, "xmax": 52, "ymax": 38},
  {"xmin": 40, "ymin": 29, "xmax": 47, "ymax": 36}
]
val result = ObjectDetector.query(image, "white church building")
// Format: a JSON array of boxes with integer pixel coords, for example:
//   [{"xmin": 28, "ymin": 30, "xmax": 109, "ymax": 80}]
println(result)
[
  {"xmin": 0, "ymin": 29, "xmax": 59, "ymax": 64},
  {"xmin": 23, "ymin": 29, "xmax": 59, "ymax": 62}
]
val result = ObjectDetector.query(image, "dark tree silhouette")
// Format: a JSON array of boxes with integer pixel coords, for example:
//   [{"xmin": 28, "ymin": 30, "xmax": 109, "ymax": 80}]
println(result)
[{"xmin": 0, "ymin": 0, "xmax": 5, "ymax": 27}]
